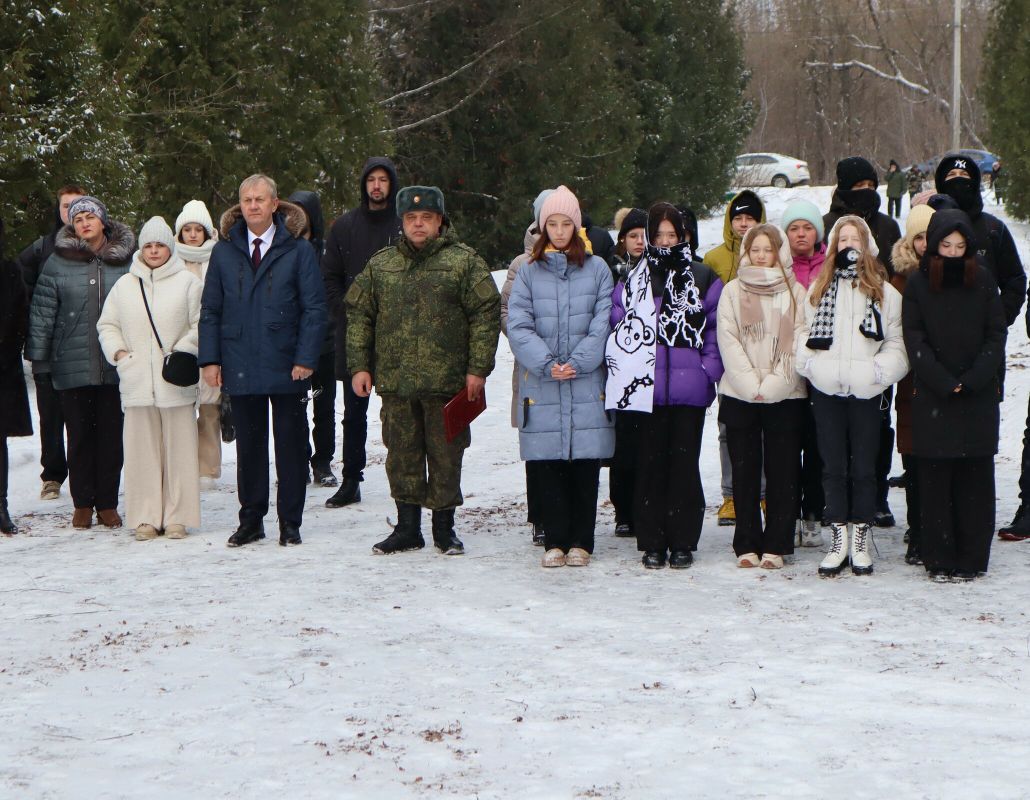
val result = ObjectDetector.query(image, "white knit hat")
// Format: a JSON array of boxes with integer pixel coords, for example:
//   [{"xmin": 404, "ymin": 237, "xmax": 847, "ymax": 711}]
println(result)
[
  {"xmin": 175, "ymin": 199, "xmax": 216, "ymax": 240},
  {"xmin": 138, "ymin": 216, "xmax": 177, "ymax": 254}
]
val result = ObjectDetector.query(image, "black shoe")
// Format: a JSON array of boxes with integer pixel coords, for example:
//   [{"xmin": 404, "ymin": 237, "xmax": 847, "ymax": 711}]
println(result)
[
  {"xmin": 312, "ymin": 465, "xmax": 338, "ymax": 488},
  {"xmin": 0, "ymin": 503, "xmax": 17, "ymax": 534},
  {"xmin": 532, "ymin": 524, "xmax": 546, "ymax": 546},
  {"xmin": 373, "ymin": 503, "xmax": 424, "ymax": 554},
  {"xmin": 614, "ymin": 521, "xmax": 634, "ymax": 538},
  {"xmin": 887, "ymin": 473, "xmax": 907, "ymax": 489},
  {"xmin": 927, "ymin": 569, "xmax": 951, "ymax": 583},
  {"xmin": 873, "ymin": 508, "xmax": 896, "ymax": 528},
  {"xmin": 431, "ymin": 509, "xmax": 464, "ymax": 555},
  {"xmin": 998, "ymin": 504, "xmax": 1030, "ymax": 541},
  {"xmin": 279, "ymin": 522, "xmax": 302, "ymax": 546},
  {"xmin": 949, "ymin": 570, "xmax": 976, "ymax": 583},
  {"xmin": 325, "ymin": 478, "xmax": 361, "ymax": 508},
  {"xmin": 227, "ymin": 522, "xmax": 265, "ymax": 547},
  {"xmin": 668, "ymin": 550, "xmax": 693, "ymax": 569},
  {"xmin": 904, "ymin": 542, "xmax": 923, "ymax": 566},
  {"xmin": 642, "ymin": 551, "xmax": 666, "ymax": 569}
]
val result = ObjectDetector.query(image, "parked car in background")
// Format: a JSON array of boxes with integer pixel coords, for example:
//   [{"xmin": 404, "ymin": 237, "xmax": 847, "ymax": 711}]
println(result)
[
  {"xmin": 733, "ymin": 153, "xmax": 811, "ymax": 188},
  {"xmin": 908, "ymin": 149, "xmax": 1000, "ymax": 181}
]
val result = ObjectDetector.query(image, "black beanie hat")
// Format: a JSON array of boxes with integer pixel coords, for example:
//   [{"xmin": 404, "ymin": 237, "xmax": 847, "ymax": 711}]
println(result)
[
  {"xmin": 728, "ymin": 191, "xmax": 763, "ymax": 222},
  {"xmin": 618, "ymin": 207, "xmax": 647, "ymax": 240},
  {"xmin": 926, "ymin": 209, "xmax": 977, "ymax": 256},
  {"xmin": 836, "ymin": 156, "xmax": 878, "ymax": 190},
  {"xmin": 935, "ymin": 154, "xmax": 982, "ymax": 191}
]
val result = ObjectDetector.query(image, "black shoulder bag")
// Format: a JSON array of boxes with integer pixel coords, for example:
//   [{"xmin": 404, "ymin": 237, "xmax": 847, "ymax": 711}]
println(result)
[{"xmin": 138, "ymin": 277, "xmax": 199, "ymax": 387}]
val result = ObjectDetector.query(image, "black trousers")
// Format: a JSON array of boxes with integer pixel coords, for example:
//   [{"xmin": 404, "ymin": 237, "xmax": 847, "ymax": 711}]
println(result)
[
  {"xmin": 887, "ymin": 196, "xmax": 902, "ymax": 218},
  {"xmin": 529, "ymin": 459, "xmax": 601, "ymax": 553},
  {"xmin": 811, "ymin": 391, "xmax": 880, "ymax": 525},
  {"xmin": 341, "ymin": 374, "xmax": 370, "ymax": 482},
  {"xmin": 1019, "ymin": 394, "xmax": 1030, "ymax": 504},
  {"xmin": 799, "ymin": 392, "xmax": 824, "ymax": 520},
  {"xmin": 610, "ymin": 410, "xmax": 645, "ymax": 525},
  {"xmin": 875, "ymin": 388, "xmax": 895, "ymax": 509},
  {"xmin": 231, "ymin": 392, "xmax": 309, "ymax": 527},
  {"xmin": 59, "ymin": 385, "xmax": 123, "ymax": 510},
  {"xmin": 634, "ymin": 405, "xmax": 706, "ymax": 554},
  {"xmin": 901, "ymin": 453, "xmax": 921, "ymax": 540},
  {"xmin": 919, "ymin": 456, "xmax": 995, "ymax": 574},
  {"xmin": 34, "ymin": 372, "xmax": 67, "ymax": 484},
  {"xmin": 525, "ymin": 461, "xmax": 543, "ymax": 525},
  {"xmin": 0, "ymin": 438, "xmax": 9, "ymax": 502},
  {"xmin": 308, "ymin": 350, "xmax": 337, "ymax": 471},
  {"xmin": 720, "ymin": 397, "xmax": 804, "ymax": 557}
]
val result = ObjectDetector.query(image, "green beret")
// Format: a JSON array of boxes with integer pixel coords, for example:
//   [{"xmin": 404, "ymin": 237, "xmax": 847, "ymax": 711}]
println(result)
[{"xmin": 397, "ymin": 186, "xmax": 445, "ymax": 216}]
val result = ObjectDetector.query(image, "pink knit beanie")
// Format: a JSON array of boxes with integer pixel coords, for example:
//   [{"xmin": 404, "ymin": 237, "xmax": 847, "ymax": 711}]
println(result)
[{"xmin": 538, "ymin": 185, "xmax": 582, "ymax": 231}]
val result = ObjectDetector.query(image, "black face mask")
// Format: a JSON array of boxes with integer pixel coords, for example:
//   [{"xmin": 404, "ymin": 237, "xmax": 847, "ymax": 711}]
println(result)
[
  {"xmin": 834, "ymin": 247, "xmax": 862, "ymax": 271},
  {"xmin": 943, "ymin": 177, "xmax": 983, "ymax": 217},
  {"xmin": 940, "ymin": 255, "xmax": 968, "ymax": 287},
  {"xmin": 838, "ymin": 188, "xmax": 881, "ymax": 219}
]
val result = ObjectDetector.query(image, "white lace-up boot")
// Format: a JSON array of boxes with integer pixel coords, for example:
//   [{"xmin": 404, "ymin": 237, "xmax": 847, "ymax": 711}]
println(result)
[
  {"xmin": 850, "ymin": 523, "xmax": 874, "ymax": 575},
  {"xmin": 818, "ymin": 522, "xmax": 850, "ymax": 577}
]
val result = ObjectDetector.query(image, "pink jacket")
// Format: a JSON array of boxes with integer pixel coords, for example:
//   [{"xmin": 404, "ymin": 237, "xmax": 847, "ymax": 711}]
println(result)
[{"xmin": 791, "ymin": 243, "xmax": 826, "ymax": 289}]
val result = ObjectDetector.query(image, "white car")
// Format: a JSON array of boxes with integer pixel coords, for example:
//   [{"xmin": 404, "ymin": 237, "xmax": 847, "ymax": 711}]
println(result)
[{"xmin": 733, "ymin": 153, "xmax": 811, "ymax": 188}]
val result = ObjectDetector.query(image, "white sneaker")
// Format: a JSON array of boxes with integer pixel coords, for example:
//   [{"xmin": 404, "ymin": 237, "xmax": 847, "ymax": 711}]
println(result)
[
  {"xmin": 818, "ymin": 523, "xmax": 850, "ymax": 576},
  {"xmin": 850, "ymin": 523, "xmax": 874, "ymax": 575},
  {"xmin": 199, "ymin": 477, "xmax": 217, "ymax": 491},
  {"xmin": 800, "ymin": 519, "xmax": 824, "ymax": 548}
]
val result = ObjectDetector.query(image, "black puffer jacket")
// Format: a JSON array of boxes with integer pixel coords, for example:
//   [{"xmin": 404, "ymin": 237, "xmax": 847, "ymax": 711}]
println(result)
[
  {"xmin": 289, "ymin": 190, "xmax": 334, "ymax": 355},
  {"xmin": 0, "ymin": 218, "xmax": 32, "ymax": 437},
  {"xmin": 16, "ymin": 201, "xmax": 64, "ymax": 375},
  {"xmin": 322, "ymin": 157, "xmax": 403, "ymax": 376},
  {"xmin": 25, "ymin": 221, "xmax": 135, "ymax": 390}
]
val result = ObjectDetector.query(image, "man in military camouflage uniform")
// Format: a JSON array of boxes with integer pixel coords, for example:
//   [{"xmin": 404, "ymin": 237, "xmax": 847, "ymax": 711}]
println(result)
[{"xmin": 346, "ymin": 186, "xmax": 500, "ymax": 555}]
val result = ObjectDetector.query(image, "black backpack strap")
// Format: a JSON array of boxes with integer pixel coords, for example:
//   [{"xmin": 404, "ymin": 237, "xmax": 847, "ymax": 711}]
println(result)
[{"xmin": 138, "ymin": 277, "xmax": 166, "ymax": 354}]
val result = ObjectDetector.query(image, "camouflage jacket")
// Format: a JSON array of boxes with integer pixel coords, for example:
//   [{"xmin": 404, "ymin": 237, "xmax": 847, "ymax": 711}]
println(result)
[{"xmin": 345, "ymin": 230, "xmax": 500, "ymax": 397}]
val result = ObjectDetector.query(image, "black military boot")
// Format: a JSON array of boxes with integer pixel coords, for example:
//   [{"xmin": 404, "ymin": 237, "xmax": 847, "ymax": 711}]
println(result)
[
  {"xmin": 325, "ymin": 478, "xmax": 361, "ymax": 508},
  {"xmin": 998, "ymin": 504, "xmax": 1030, "ymax": 541},
  {"xmin": 0, "ymin": 502, "xmax": 17, "ymax": 535},
  {"xmin": 372, "ymin": 503, "xmax": 424, "ymax": 554},
  {"xmin": 431, "ymin": 509, "xmax": 464, "ymax": 555}
]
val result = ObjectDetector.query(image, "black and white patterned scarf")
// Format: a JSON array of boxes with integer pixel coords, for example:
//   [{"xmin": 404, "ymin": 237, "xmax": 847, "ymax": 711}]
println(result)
[
  {"xmin": 648, "ymin": 241, "xmax": 707, "ymax": 349},
  {"xmin": 806, "ymin": 247, "xmax": 884, "ymax": 351}
]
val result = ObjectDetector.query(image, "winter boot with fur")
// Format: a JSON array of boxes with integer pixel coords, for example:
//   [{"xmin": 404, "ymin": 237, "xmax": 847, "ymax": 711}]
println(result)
[
  {"xmin": 431, "ymin": 509, "xmax": 464, "ymax": 555},
  {"xmin": 818, "ymin": 523, "xmax": 850, "ymax": 577},
  {"xmin": 373, "ymin": 503, "xmax": 424, "ymax": 554},
  {"xmin": 800, "ymin": 516, "xmax": 824, "ymax": 548},
  {"xmin": 850, "ymin": 523, "xmax": 874, "ymax": 575}
]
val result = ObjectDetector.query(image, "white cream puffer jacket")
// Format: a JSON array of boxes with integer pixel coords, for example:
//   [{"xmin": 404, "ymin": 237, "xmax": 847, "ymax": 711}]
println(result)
[
  {"xmin": 97, "ymin": 253, "xmax": 202, "ymax": 409},
  {"xmin": 796, "ymin": 273, "xmax": 908, "ymax": 399}
]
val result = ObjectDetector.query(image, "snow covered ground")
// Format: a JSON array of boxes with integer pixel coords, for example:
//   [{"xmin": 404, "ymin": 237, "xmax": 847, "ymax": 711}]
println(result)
[{"xmin": 2, "ymin": 186, "xmax": 1028, "ymax": 799}]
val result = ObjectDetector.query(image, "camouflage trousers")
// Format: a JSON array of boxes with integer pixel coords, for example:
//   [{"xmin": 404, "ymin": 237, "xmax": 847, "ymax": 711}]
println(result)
[{"xmin": 380, "ymin": 394, "xmax": 470, "ymax": 510}]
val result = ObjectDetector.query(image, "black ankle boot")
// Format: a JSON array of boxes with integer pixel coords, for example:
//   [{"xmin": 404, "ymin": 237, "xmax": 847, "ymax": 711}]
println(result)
[
  {"xmin": 373, "ymin": 503, "xmax": 424, "ymax": 554},
  {"xmin": 431, "ymin": 509, "xmax": 464, "ymax": 555},
  {"xmin": 325, "ymin": 478, "xmax": 361, "ymax": 508},
  {"xmin": 0, "ymin": 501, "xmax": 16, "ymax": 535}
]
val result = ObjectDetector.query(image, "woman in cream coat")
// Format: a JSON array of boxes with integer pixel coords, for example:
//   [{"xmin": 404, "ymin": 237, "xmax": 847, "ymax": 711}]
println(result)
[
  {"xmin": 717, "ymin": 224, "xmax": 808, "ymax": 569},
  {"xmin": 175, "ymin": 200, "xmax": 221, "ymax": 486},
  {"xmin": 796, "ymin": 215, "xmax": 908, "ymax": 577},
  {"xmin": 97, "ymin": 217, "xmax": 203, "ymax": 540}
]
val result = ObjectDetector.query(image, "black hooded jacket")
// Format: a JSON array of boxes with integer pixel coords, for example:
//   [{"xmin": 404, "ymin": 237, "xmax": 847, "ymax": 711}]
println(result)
[
  {"xmin": 322, "ymin": 157, "xmax": 403, "ymax": 375},
  {"xmin": 290, "ymin": 190, "xmax": 333, "ymax": 355},
  {"xmin": 16, "ymin": 200, "xmax": 64, "ymax": 300},
  {"xmin": 581, "ymin": 213, "xmax": 616, "ymax": 267},
  {"xmin": 934, "ymin": 156, "xmax": 1026, "ymax": 327},
  {"xmin": 823, "ymin": 190, "xmax": 901, "ymax": 275}
]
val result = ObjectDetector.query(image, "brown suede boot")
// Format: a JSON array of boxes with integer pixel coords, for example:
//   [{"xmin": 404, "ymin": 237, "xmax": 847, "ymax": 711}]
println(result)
[
  {"xmin": 72, "ymin": 508, "xmax": 93, "ymax": 529},
  {"xmin": 96, "ymin": 509, "xmax": 122, "ymax": 528}
]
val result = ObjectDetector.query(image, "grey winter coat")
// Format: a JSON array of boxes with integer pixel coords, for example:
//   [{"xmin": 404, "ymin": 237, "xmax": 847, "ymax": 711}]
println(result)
[
  {"xmin": 25, "ymin": 221, "xmax": 135, "ymax": 390},
  {"xmin": 507, "ymin": 252, "xmax": 615, "ymax": 461}
]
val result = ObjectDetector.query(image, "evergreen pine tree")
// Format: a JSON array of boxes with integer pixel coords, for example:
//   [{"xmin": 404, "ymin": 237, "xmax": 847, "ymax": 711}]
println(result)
[{"xmin": 984, "ymin": 0, "xmax": 1030, "ymax": 219}]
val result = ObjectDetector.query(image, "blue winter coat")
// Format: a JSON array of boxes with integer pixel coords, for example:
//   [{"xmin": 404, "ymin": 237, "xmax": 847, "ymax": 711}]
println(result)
[
  {"xmin": 507, "ymin": 252, "xmax": 615, "ymax": 461},
  {"xmin": 198, "ymin": 203, "xmax": 327, "ymax": 396}
]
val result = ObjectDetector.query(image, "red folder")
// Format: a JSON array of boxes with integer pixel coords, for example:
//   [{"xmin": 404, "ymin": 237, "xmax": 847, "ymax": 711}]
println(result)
[{"xmin": 443, "ymin": 387, "xmax": 487, "ymax": 442}]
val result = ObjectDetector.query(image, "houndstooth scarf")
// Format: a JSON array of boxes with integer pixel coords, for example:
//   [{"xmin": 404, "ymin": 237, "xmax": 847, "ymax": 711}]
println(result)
[{"xmin": 805, "ymin": 248, "xmax": 884, "ymax": 350}]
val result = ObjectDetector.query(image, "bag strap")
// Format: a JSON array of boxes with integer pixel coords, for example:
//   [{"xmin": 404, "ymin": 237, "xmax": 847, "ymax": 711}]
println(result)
[{"xmin": 138, "ymin": 277, "xmax": 167, "ymax": 354}]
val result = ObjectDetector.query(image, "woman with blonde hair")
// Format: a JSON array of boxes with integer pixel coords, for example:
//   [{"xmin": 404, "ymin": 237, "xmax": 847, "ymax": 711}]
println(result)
[
  {"xmin": 797, "ymin": 215, "xmax": 908, "ymax": 577},
  {"xmin": 717, "ymin": 224, "xmax": 807, "ymax": 569}
]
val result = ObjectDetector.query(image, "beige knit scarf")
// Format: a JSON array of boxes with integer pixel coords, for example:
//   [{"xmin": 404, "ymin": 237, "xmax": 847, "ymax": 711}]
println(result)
[{"xmin": 736, "ymin": 265, "xmax": 797, "ymax": 377}]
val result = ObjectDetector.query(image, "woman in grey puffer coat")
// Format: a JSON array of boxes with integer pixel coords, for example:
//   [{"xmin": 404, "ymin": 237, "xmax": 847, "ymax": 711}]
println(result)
[
  {"xmin": 508, "ymin": 186, "xmax": 614, "ymax": 568},
  {"xmin": 26, "ymin": 197, "xmax": 134, "ymax": 530}
]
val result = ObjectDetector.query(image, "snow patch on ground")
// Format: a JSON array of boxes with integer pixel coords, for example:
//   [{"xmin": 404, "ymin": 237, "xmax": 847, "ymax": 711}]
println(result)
[{"xmin": 2, "ymin": 186, "xmax": 1029, "ymax": 798}]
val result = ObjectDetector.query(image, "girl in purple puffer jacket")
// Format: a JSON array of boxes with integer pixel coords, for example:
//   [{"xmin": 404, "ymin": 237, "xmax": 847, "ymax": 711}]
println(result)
[{"xmin": 607, "ymin": 203, "xmax": 724, "ymax": 570}]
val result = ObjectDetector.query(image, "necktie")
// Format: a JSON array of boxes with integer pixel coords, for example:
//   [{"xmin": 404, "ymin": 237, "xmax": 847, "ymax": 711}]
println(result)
[{"xmin": 252, "ymin": 238, "xmax": 263, "ymax": 270}]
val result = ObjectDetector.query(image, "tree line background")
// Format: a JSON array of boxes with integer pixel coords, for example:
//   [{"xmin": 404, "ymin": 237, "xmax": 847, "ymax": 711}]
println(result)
[{"xmin": 2, "ymin": 0, "xmax": 1027, "ymax": 268}]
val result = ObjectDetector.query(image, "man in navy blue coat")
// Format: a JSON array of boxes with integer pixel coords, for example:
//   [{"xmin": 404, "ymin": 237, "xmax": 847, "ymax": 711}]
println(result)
[{"xmin": 199, "ymin": 174, "xmax": 327, "ymax": 547}]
